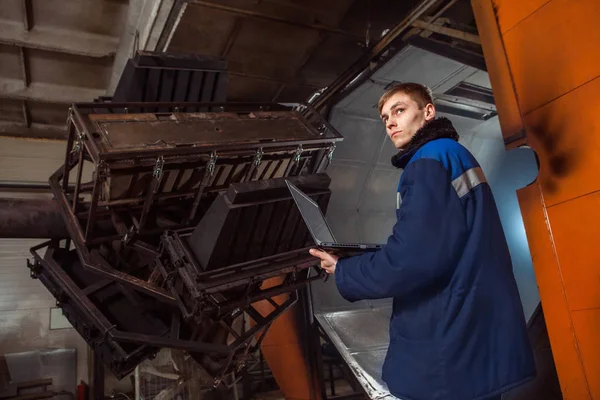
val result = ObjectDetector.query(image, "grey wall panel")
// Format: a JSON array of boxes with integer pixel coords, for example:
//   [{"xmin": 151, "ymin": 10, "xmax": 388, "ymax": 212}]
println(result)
[
  {"xmin": 438, "ymin": 112, "xmax": 482, "ymax": 137},
  {"xmin": 373, "ymin": 46, "xmax": 465, "ymax": 89},
  {"xmin": 432, "ymin": 65, "xmax": 479, "ymax": 94},
  {"xmin": 359, "ymin": 168, "xmax": 402, "ymax": 212},
  {"xmin": 327, "ymin": 161, "xmax": 371, "ymax": 210},
  {"xmin": 310, "ymin": 277, "xmax": 371, "ymax": 312},
  {"xmin": 330, "ymin": 109, "xmax": 386, "ymax": 163},
  {"xmin": 342, "ymin": 80, "xmax": 388, "ymax": 116},
  {"xmin": 334, "ymin": 78, "xmax": 370, "ymax": 109},
  {"xmin": 325, "ymin": 208, "xmax": 362, "ymax": 243},
  {"xmin": 359, "ymin": 212, "xmax": 396, "ymax": 244},
  {"xmin": 377, "ymin": 137, "xmax": 399, "ymax": 167},
  {"xmin": 465, "ymin": 70, "xmax": 492, "ymax": 89}
]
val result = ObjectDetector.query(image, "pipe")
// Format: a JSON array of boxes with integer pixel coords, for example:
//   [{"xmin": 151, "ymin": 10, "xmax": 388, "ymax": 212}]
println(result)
[
  {"xmin": 0, "ymin": 198, "xmax": 69, "ymax": 239},
  {"xmin": 0, "ymin": 181, "xmax": 52, "ymax": 191},
  {"xmin": 0, "ymin": 181, "xmax": 76, "ymax": 192}
]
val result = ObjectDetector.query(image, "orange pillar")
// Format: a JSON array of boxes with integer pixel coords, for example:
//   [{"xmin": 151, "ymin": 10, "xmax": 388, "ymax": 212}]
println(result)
[
  {"xmin": 253, "ymin": 276, "xmax": 320, "ymax": 400},
  {"xmin": 472, "ymin": 0, "xmax": 600, "ymax": 398}
]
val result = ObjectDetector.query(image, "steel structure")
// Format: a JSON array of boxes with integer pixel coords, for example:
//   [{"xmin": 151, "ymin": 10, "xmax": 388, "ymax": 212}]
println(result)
[{"xmin": 27, "ymin": 99, "xmax": 343, "ymax": 385}]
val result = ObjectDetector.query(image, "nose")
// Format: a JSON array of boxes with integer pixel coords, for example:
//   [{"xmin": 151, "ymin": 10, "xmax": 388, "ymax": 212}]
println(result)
[{"xmin": 386, "ymin": 116, "xmax": 396, "ymax": 131}]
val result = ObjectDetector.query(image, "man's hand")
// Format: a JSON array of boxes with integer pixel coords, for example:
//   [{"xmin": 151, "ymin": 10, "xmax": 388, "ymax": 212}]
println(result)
[{"xmin": 309, "ymin": 248, "xmax": 339, "ymax": 274}]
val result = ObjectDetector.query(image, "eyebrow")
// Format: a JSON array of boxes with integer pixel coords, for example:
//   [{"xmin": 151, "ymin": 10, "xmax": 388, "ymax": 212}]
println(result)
[{"xmin": 381, "ymin": 101, "xmax": 407, "ymax": 118}]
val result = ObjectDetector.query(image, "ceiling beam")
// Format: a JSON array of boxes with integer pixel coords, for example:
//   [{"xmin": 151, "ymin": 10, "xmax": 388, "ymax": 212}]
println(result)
[
  {"xmin": 22, "ymin": 0, "xmax": 33, "ymax": 32},
  {"xmin": 0, "ymin": 121, "xmax": 66, "ymax": 140},
  {"xmin": 0, "ymin": 78, "xmax": 106, "ymax": 104},
  {"xmin": 0, "ymin": 20, "xmax": 118, "ymax": 58},
  {"xmin": 19, "ymin": 46, "xmax": 29, "ymax": 87},
  {"xmin": 402, "ymin": 0, "xmax": 459, "ymax": 40},
  {"xmin": 411, "ymin": 19, "xmax": 481, "ymax": 45},
  {"xmin": 21, "ymin": 101, "xmax": 30, "ymax": 128},
  {"xmin": 190, "ymin": 0, "xmax": 363, "ymax": 40}
]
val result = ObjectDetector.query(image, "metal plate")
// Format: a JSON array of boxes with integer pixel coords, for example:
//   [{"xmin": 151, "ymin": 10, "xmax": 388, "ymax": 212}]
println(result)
[
  {"xmin": 322, "ymin": 309, "xmax": 389, "ymax": 351},
  {"xmin": 316, "ymin": 307, "xmax": 401, "ymax": 400},
  {"xmin": 94, "ymin": 112, "xmax": 318, "ymax": 151}
]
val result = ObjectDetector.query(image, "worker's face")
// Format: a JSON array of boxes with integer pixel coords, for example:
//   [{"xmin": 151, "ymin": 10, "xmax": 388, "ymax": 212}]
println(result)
[{"xmin": 380, "ymin": 92, "xmax": 435, "ymax": 149}]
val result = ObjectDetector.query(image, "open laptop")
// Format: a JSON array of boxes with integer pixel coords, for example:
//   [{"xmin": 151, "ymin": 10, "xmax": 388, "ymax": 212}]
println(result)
[{"xmin": 285, "ymin": 180, "xmax": 384, "ymax": 251}]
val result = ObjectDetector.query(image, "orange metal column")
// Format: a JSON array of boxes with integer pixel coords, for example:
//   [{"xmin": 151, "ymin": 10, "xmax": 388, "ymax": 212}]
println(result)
[
  {"xmin": 473, "ymin": 0, "xmax": 600, "ymax": 398},
  {"xmin": 253, "ymin": 276, "xmax": 320, "ymax": 400}
]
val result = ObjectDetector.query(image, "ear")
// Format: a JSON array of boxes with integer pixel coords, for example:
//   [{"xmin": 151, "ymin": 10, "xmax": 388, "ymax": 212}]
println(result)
[{"xmin": 424, "ymin": 103, "xmax": 436, "ymax": 122}]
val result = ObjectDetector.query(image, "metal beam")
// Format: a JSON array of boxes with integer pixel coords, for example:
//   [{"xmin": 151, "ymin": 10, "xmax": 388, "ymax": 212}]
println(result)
[
  {"xmin": 402, "ymin": 0, "xmax": 459, "ymax": 40},
  {"xmin": 190, "ymin": 0, "xmax": 363, "ymax": 39},
  {"xmin": 0, "ymin": 198, "xmax": 69, "ymax": 239},
  {"xmin": 411, "ymin": 19, "xmax": 481, "ymax": 44},
  {"xmin": 153, "ymin": 0, "xmax": 188, "ymax": 52},
  {"xmin": 0, "ymin": 20, "xmax": 118, "ymax": 58},
  {"xmin": 0, "ymin": 121, "xmax": 67, "ymax": 140}
]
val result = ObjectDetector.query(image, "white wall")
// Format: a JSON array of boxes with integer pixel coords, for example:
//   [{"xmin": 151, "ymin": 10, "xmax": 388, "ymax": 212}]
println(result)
[{"xmin": 0, "ymin": 137, "xmax": 89, "ymax": 384}]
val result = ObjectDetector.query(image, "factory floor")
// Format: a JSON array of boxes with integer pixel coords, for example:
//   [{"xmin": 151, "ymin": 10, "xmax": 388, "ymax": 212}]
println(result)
[{"xmin": 253, "ymin": 379, "xmax": 357, "ymax": 399}]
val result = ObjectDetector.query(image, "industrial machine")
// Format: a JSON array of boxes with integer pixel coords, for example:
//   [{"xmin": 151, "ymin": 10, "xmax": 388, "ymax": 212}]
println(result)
[
  {"xmin": 28, "ymin": 98, "xmax": 341, "ymax": 381},
  {"xmin": 0, "ymin": 51, "xmax": 342, "ymax": 398}
]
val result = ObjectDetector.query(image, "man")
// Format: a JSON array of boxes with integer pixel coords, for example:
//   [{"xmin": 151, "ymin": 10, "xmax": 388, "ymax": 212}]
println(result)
[{"xmin": 310, "ymin": 83, "xmax": 536, "ymax": 400}]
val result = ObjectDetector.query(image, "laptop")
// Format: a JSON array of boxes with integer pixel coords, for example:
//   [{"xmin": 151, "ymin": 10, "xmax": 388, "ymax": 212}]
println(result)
[{"xmin": 285, "ymin": 180, "xmax": 384, "ymax": 251}]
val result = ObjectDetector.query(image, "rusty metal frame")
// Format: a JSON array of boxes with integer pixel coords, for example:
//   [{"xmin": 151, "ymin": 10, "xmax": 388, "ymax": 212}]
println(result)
[
  {"xmin": 70, "ymin": 101, "xmax": 342, "ymax": 161},
  {"xmin": 47, "ymin": 102, "xmax": 339, "ymax": 292},
  {"xmin": 29, "ymin": 240, "xmax": 318, "ymax": 384},
  {"xmin": 30, "ymin": 100, "xmax": 341, "ymax": 385},
  {"xmin": 159, "ymin": 230, "xmax": 324, "ymax": 320},
  {"xmin": 55, "ymin": 101, "xmax": 339, "ymax": 245}
]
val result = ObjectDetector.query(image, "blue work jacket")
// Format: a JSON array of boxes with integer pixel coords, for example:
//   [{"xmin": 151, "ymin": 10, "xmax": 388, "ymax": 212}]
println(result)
[{"xmin": 335, "ymin": 138, "xmax": 536, "ymax": 400}]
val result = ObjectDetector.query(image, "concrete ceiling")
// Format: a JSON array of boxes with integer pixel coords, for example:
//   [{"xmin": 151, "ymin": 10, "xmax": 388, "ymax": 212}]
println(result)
[
  {"xmin": 167, "ymin": 0, "xmax": 427, "ymax": 102},
  {"xmin": 0, "ymin": 0, "xmax": 129, "ymax": 139},
  {"xmin": 0, "ymin": 0, "xmax": 481, "ymax": 140}
]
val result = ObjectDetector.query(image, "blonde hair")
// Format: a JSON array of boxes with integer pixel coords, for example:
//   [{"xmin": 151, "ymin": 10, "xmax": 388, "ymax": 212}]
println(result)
[{"xmin": 377, "ymin": 83, "xmax": 434, "ymax": 114}]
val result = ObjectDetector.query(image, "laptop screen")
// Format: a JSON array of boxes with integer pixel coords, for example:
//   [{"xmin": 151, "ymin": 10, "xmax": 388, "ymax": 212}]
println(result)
[{"xmin": 286, "ymin": 181, "xmax": 336, "ymax": 244}]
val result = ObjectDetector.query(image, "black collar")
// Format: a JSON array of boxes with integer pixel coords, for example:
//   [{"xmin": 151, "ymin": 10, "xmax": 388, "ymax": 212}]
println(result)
[{"xmin": 390, "ymin": 117, "xmax": 459, "ymax": 169}]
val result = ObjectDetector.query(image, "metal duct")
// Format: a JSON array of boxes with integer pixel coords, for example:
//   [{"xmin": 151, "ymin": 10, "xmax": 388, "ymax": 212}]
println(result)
[{"xmin": 0, "ymin": 198, "xmax": 68, "ymax": 239}]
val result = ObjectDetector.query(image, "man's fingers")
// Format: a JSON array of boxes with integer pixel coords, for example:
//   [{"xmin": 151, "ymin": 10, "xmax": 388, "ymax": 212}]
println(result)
[
  {"xmin": 322, "ymin": 264, "xmax": 335, "ymax": 274},
  {"xmin": 310, "ymin": 249, "xmax": 338, "ymax": 275},
  {"xmin": 309, "ymin": 248, "xmax": 329, "ymax": 259}
]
